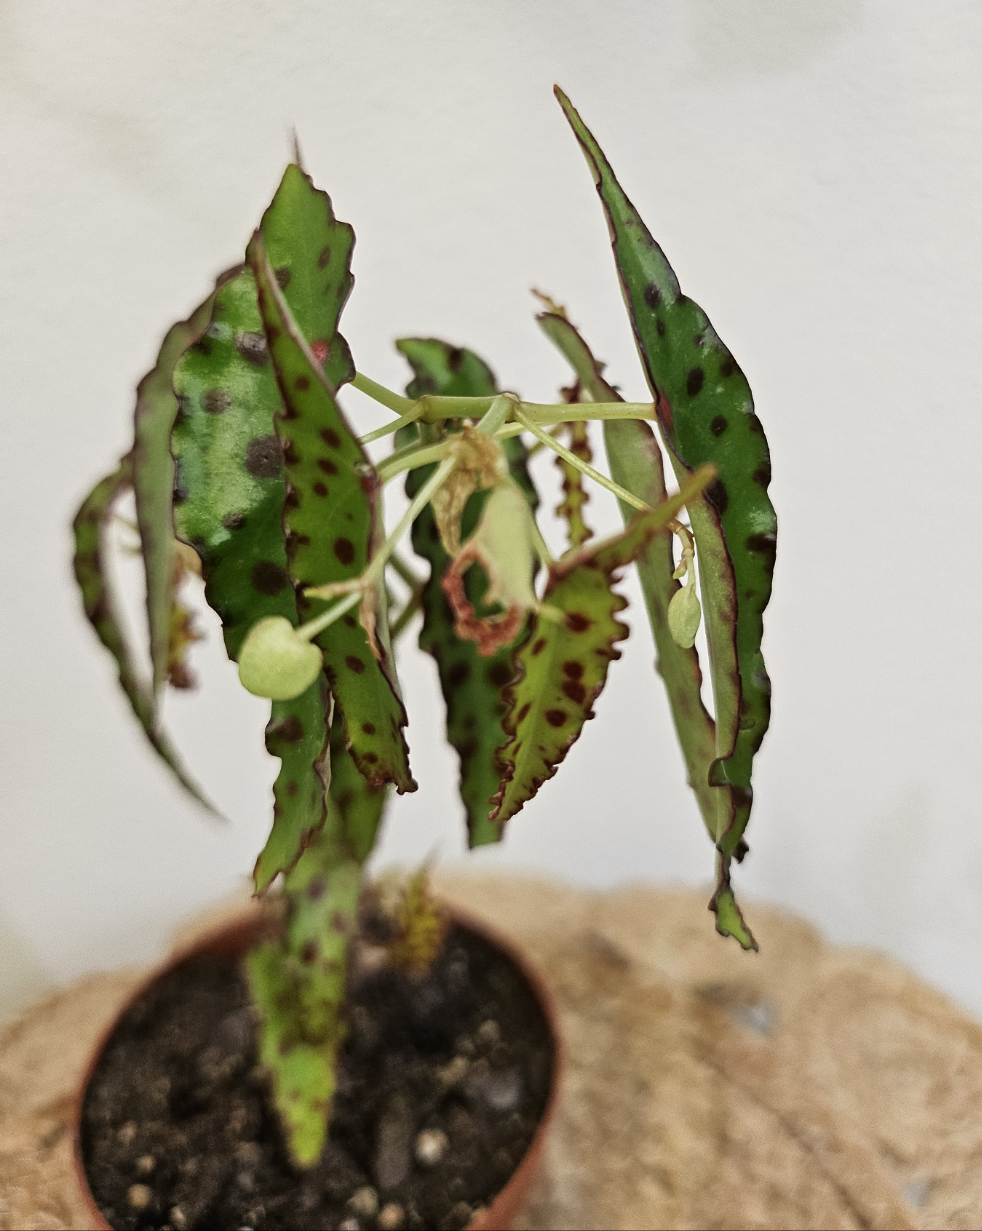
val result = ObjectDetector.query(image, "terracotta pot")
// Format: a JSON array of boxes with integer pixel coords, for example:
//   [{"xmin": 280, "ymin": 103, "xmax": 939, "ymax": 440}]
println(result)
[{"xmin": 72, "ymin": 903, "xmax": 563, "ymax": 1231}]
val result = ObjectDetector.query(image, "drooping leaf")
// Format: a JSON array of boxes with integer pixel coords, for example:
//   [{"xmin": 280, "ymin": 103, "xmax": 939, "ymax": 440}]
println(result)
[
  {"xmin": 252, "ymin": 235, "xmax": 415, "ymax": 794},
  {"xmin": 396, "ymin": 337, "xmax": 538, "ymax": 846},
  {"xmin": 245, "ymin": 829, "xmax": 362, "ymax": 1167},
  {"xmin": 72, "ymin": 459, "xmax": 215, "ymax": 811},
  {"xmin": 254, "ymin": 681, "xmax": 332, "ymax": 893},
  {"xmin": 557, "ymin": 88, "xmax": 775, "ymax": 949},
  {"xmin": 536, "ymin": 310, "xmax": 719, "ymax": 840},
  {"xmin": 491, "ymin": 467, "xmax": 714, "ymax": 825},
  {"xmin": 133, "ymin": 274, "xmax": 235, "ymax": 695},
  {"xmin": 172, "ymin": 163, "xmax": 358, "ymax": 885}
]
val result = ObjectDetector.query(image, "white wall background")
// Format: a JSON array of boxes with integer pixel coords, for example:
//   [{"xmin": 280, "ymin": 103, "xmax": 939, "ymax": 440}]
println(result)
[{"xmin": 3, "ymin": 0, "xmax": 981, "ymax": 1020}]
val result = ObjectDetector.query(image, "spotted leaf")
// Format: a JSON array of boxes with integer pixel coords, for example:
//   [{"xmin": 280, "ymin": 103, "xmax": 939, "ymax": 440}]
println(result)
[
  {"xmin": 491, "ymin": 467, "xmax": 714, "ymax": 826},
  {"xmin": 536, "ymin": 310, "xmax": 719, "ymax": 840},
  {"xmin": 172, "ymin": 163, "xmax": 356, "ymax": 884},
  {"xmin": 133, "ymin": 276, "xmax": 233, "ymax": 695},
  {"xmin": 72, "ymin": 458, "xmax": 215, "ymax": 811},
  {"xmin": 558, "ymin": 89, "xmax": 775, "ymax": 949},
  {"xmin": 397, "ymin": 337, "xmax": 538, "ymax": 846},
  {"xmin": 252, "ymin": 236, "xmax": 414, "ymax": 793},
  {"xmin": 246, "ymin": 830, "xmax": 362, "ymax": 1167},
  {"xmin": 327, "ymin": 709, "xmax": 389, "ymax": 862}
]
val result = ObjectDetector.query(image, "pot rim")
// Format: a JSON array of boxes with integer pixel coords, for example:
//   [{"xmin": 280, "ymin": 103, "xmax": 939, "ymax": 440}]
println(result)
[{"xmin": 71, "ymin": 897, "xmax": 563, "ymax": 1231}]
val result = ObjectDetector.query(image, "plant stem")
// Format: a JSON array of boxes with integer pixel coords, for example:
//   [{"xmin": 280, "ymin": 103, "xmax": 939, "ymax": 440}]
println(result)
[
  {"xmin": 352, "ymin": 372, "xmax": 415, "ymax": 415},
  {"xmin": 359, "ymin": 405, "xmax": 422, "ymax": 445},
  {"xmin": 516, "ymin": 401, "xmax": 654, "ymax": 424},
  {"xmin": 365, "ymin": 455, "xmax": 458, "ymax": 585},
  {"xmin": 378, "ymin": 441, "xmax": 449, "ymax": 483},
  {"xmin": 389, "ymin": 586, "xmax": 424, "ymax": 640},
  {"xmin": 513, "ymin": 408, "xmax": 651, "ymax": 514},
  {"xmin": 295, "ymin": 590, "xmax": 362, "ymax": 641}
]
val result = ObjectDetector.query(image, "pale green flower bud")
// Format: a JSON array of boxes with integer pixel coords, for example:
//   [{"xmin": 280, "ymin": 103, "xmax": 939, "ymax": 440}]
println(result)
[
  {"xmin": 238, "ymin": 616, "xmax": 323, "ymax": 700},
  {"xmin": 668, "ymin": 582, "xmax": 702, "ymax": 649}
]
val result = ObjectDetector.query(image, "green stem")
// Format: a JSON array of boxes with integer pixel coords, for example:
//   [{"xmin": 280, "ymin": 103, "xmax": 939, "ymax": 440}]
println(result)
[
  {"xmin": 365, "ymin": 454, "xmax": 458, "ymax": 585},
  {"xmin": 359, "ymin": 404, "xmax": 422, "ymax": 445},
  {"xmin": 516, "ymin": 400, "xmax": 653, "ymax": 424},
  {"xmin": 295, "ymin": 590, "xmax": 362, "ymax": 641},
  {"xmin": 352, "ymin": 372, "xmax": 415, "ymax": 416},
  {"xmin": 389, "ymin": 586, "xmax": 424, "ymax": 640},
  {"xmin": 513, "ymin": 408, "xmax": 651, "ymax": 513},
  {"xmin": 378, "ymin": 441, "xmax": 449, "ymax": 483},
  {"xmin": 477, "ymin": 393, "xmax": 517, "ymax": 437}
]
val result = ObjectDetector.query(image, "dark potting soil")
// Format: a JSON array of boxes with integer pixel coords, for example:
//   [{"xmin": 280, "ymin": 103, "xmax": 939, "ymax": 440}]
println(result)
[{"xmin": 80, "ymin": 923, "xmax": 554, "ymax": 1231}]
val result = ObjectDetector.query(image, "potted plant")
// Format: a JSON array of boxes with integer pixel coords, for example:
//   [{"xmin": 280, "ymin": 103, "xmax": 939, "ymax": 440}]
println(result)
[{"xmin": 70, "ymin": 86, "xmax": 775, "ymax": 1231}]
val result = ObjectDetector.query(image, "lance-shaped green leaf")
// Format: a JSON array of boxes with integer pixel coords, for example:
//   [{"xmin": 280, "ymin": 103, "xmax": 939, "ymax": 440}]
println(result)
[
  {"xmin": 491, "ymin": 467, "xmax": 714, "ymax": 826},
  {"xmin": 72, "ymin": 459, "xmax": 215, "ymax": 811},
  {"xmin": 133, "ymin": 275, "xmax": 235, "ymax": 695},
  {"xmin": 172, "ymin": 165, "xmax": 357, "ymax": 884},
  {"xmin": 397, "ymin": 337, "xmax": 538, "ymax": 846},
  {"xmin": 557, "ymin": 89, "xmax": 774, "ymax": 949},
  {"xmin": 327, "ymin": 709, "xmax": 389, "ymax": 861},
  {"xmin": 245, "ymin": 829, "xmax": 362, "ymax": 1167},
  {"xmin": 252, "ymin": 236, "xmax": 414, "ymax": 793},
  {"xmin": 536, "ymin": 310, "xmax": 719, "ymax": 840}
]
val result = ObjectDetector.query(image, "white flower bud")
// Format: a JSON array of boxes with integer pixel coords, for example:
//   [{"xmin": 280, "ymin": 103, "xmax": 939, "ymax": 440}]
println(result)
[
  {"xmin": 668, "ymin": 582, "xmax": 702, "ymax": 649},
  {"xmin": 237, "ymin": 616, "xmax": 323, "ymax": 700}
]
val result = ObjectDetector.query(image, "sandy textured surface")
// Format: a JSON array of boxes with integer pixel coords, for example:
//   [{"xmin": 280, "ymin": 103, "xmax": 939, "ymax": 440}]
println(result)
[{"xmin": 3, "ymin": 876, "xmax": 981, "ymax": 1230}]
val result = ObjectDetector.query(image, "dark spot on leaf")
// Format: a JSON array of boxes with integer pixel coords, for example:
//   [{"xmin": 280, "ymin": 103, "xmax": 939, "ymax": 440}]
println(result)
[
  {"xmin": 562, "ymin": 661, "xmax": 584, "ymax": 679},
  {"xmin": 331, "ymin": 912, "xmax": 349, "ymax": 934},
  {"xmin": 318, "ymin": 457, "xmax": 338, "ymax": 475},
  {"xmin": 562, "ymin": 680, "xmax": 586, "ymax": 704},
  {"xmin": 565, "ymin": 612, "xmax": 592, "ymax": 633},
  {"xmin": 300, "ymin": 940, "xmax": 317, "ymax": 963},
  {"xmin": 333, "ymin": 537, "xmax": 355, "ymax": 565},
  {"xmin": 274, "ymin": 266, "xmax": 291, "ymax": 290},
  {"xmin": 320, "ymin": 427, "xmax": 341, "ymax": 449},
  {"xmin": 190, "ymin": 337, "xmax": 212, "ymax": 358},
  {"xmin": 363, "ymin": 752, "xmax": 378, "ymax": 764},
  {"xmin": 710, "ymin": 415, "xmax": 728, "ymax": 437},
  {"xmin": 362, "ymin": 722, "xmax": 376, "ymax": 735},
  {"xmin": 752, "ymin": 462, "xmax": 772, "ymax": 487},
  {"xmin": 282, "ymin": 441, "xmax": 299, "ymax": 466},
  {"xmin": 746, "ymin": 532, "xmax": 777, "ymax": 564},
  {"xmin": 531, "ymin": 638, "xmax": 547, "ymax": 656},
  {"xmin": 516, "ymin": 703, "xmax": 531, "ymax": 723},
  {"xmin": 345, "ymin": 655, "xmax": 365, "ymax": 674},
  {"xmin": 488, "ymin": 662, "xmax": 512, "ymax": 688},
  {"xmin": 245, "ymin": 435, "xmax": 283, "ymax": 479},
  {"xmin": 308, "ymin": 875, "xmax": 326, "ymax": 900},
  {"xmin": 686, "ymin": 367, "xmax": 705, "ymax": 398},
  {"xmin": 235, "ymin": 331, "xmax": 268, "ymax": 365},
  {"xmin": 284, "ymin": 488, "xmax": 301, "ymax": 512},
  {"xmin": 313, "ymin": 481, "xmax": 328, "ymax": 497},
  {"xmin": 273, "ymin": 715, "xmax": 304, "ymax": 743},
  {"xmin": 643, "ymin": 282, "xmax": 662, "ymax": 309},
  {"xmin": 448, "ymin": 661, "xmax": 470, "ymax": 688},
  {"xmin": 720, "ymin": 355, "xmax": 737, "ymax": 378},
  {"xmin": 705, "ymin": 479, "xmax": 729, "ymax": 516},
  {"xmin": 252, "ymin": 561, "xmax": 290, "ymax": 595},
  {"xmin": 222, "ymin": 511, "xmax": 246, "ymax": 530},
  {"xmin": 287, "ymin": 781, "xmax": 298, "ymax": 796},
  {"xmin": 458, "ymin": 738, "xmax": 477, "ymax": 762},
  {"xmin": 343, "ymin": 615, "xmax": 356, "ymax": 628},
  {"xmin": 173, "ymin": 466, "xmax": 188, "ymax": 504},
  {"xmin": 295, "ymin": 374, "xmax": 310, "ymax": 391},
  {"xmin": 448, "ymin": 346, "xmax": 464, "ymax": 373},
  {"xmin": 545, "ymin": 709, "xmax": 566, "ymax": 727},
  {"xmin": 318, "ymin": 245, "xmax": 331, "ymax": 269},
  {"xmin": 744, "ymin": 588, "xmax": 756, "ymax": 599},
  {"xmin": 747, "ymin": 415, "xmax": 765, "ymax": 436},
  {"xmin": 202, "ymin": 389, "xmax": 231, "ymax": 414}
]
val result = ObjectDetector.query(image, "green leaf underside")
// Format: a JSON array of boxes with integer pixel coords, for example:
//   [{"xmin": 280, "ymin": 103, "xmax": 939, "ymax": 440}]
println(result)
[
  {"xmin": 245, "ymin": 830, "xmax": 362, "ymax": 1167},
  {"xmin": 133, "ymin": 277, "xmax": 232, "ymax": 696},
  {"xmin": 397, "ymin": 337, "xmax": 538, "ymax": 846},
  {"xmin": 491, "ymin": 468, "xmax": 713, "ymax": 826},
  {"xmin": 172, "ymin": 164, "xmax": 357, "ymax": 885},
  {"xmin": 253, "ymin": 237, "xmax": 414, "ymax": 794},
  {"xmin": 72, "ymin": 459, "xmax": 215, "ymax": 811},
  {"xmin": 536, "ymin": 311, "xmax": 718, "ymax": 840},
  {"xmin": 558, "ymin": 88, "xmax": 774, "ymax": 950}
]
